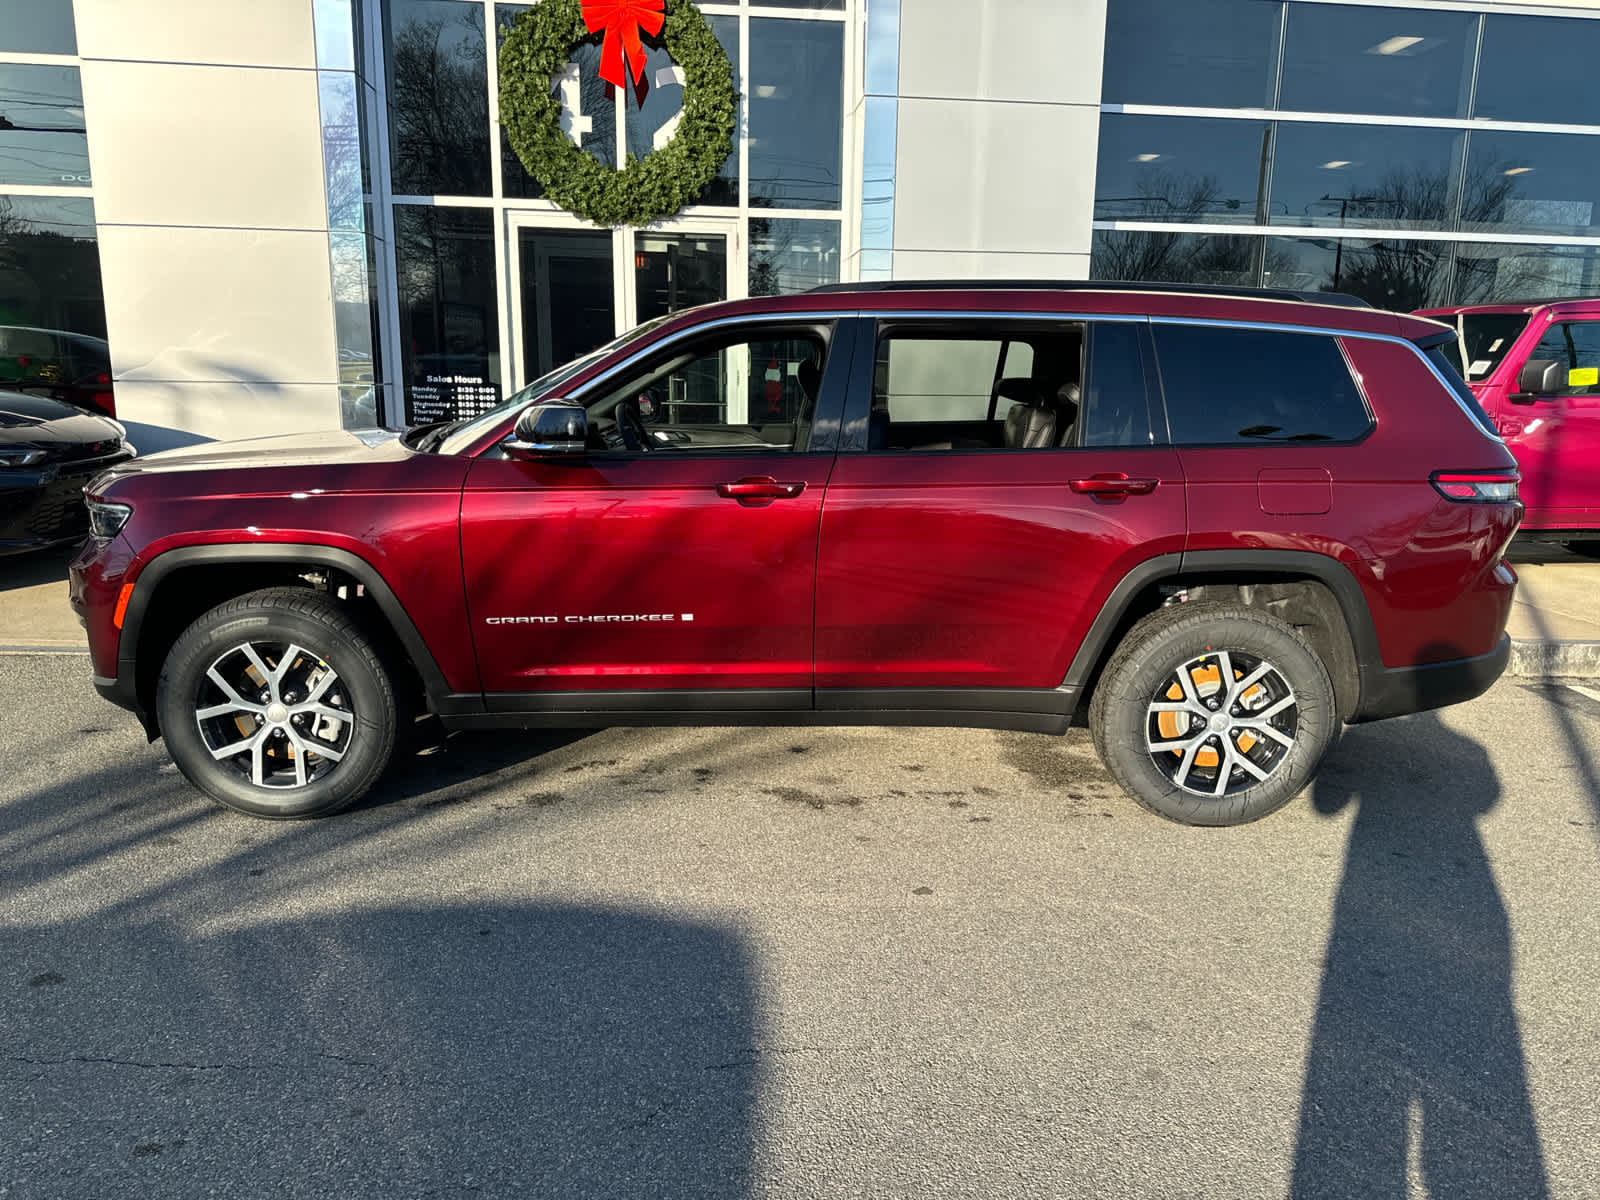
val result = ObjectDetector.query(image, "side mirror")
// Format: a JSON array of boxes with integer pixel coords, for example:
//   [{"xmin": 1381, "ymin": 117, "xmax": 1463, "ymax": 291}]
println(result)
[
  {"xmin": 1510, "ymin": 358, "xmax": 1565, "ymax": 404},
  {"xmin": 506, "ymin": 398, "xmax": 587, "ymax": 458}
]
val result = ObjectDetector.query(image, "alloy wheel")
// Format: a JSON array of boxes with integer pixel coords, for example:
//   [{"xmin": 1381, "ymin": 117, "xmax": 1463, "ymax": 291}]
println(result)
[
  {"xmin": 194, "ymin": 641, "xmax": 354, "ymax": 790},
  {"xmin": 1144, "ymin": 649, "xmax": 1299, "ymax": 797}
]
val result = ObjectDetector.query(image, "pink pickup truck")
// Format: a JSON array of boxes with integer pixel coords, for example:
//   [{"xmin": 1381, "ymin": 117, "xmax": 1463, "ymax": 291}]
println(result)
[{"xmin": 1417, "ymin": 299, "xmax": 1600, "ymax": 554}]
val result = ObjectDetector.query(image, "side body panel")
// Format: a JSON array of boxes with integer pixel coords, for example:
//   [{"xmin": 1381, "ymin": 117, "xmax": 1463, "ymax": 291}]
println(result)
[
  {"xmin": 1180, "ymin": 335, "xmax": 1518, "ymax": 671},
  {"xmin": 459, "ymin": 453, "xmax": 832, "ymax": 693}
]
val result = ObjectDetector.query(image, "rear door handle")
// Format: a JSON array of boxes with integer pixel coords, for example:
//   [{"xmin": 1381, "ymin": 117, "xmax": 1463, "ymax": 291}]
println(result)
[
  {"xmin": 1069, "ymin": 473, "xmax": 1160, "ymax": 497},
  {"xmin": 717, "ymin": 475, "xmax": 807, "ymax": 504}
]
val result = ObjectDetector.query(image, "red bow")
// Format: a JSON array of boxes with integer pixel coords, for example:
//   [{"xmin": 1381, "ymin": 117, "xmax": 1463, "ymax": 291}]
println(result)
[{"xmin": 582, "ymin": 0, "xmax": 664, "ymax": 90}]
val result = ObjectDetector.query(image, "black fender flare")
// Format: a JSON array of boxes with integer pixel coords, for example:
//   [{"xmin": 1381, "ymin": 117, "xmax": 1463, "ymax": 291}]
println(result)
[
  {"xmin": 116, "ymin": 543, "xmax": 457, "ymax": 708},
  {"xmin": 1061, "ymin": 549, "xmax": 1384, "ymax": 716}
]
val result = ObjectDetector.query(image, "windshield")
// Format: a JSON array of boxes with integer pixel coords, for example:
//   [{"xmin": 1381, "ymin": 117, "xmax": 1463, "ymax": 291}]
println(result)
[
  {"xmin": 1455, "ymin": 313, "xmax": 1531, "ymax": 383},
  {"xmin": 433, "ymin": 316, "xmax": 672, "ymax": 455}
]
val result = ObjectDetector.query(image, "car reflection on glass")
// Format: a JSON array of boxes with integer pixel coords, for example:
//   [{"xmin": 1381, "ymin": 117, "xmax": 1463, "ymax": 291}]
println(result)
[
  {"xmin": 1, "ymin": 389, "xmax": 134, "ymax": 555},
  {"xmin": 0, "ymin": 325, "xmax": 116, "ymax": 418}
]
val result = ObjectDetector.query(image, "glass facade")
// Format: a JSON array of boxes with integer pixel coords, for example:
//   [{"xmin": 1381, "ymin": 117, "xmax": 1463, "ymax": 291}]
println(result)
[
  {"xmin": 0, "ymin": 4, "xmax": 113, "ymax": 420},
  {"xmin": 379, "ymin": 0, "xmax": 846, "ymax": 424},
  {"xmin": 1093, "ymin": 0, "xmax": 1600, "ymax": 308}
]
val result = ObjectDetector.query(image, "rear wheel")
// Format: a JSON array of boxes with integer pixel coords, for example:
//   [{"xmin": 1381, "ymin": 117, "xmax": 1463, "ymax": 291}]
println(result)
[
  {"xmin": 156, "ymin": 588, "xmax": 397, "ymax": 818},
  {"xmin": 1089, "ymin": 603, "xmax": 1337, "ymax": 826}
]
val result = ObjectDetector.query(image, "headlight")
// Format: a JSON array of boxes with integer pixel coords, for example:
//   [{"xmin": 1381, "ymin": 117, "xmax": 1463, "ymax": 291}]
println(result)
[
  {"xmin": 86, "ymin": 499, "xmax": 133, "ymax": 539},
  {"xmin": 0, "ymin": 448, "xmax": 47, "ymax": 468}
]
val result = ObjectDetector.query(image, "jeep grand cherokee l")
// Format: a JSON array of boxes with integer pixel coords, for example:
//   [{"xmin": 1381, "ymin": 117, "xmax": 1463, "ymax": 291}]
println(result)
[{"xmin": 69, "ymin": 282, "xmax": 1522, "ymax": 826}]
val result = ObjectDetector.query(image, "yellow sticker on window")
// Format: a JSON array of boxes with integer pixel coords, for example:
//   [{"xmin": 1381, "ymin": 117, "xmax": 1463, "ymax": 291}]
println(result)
[{"xmin": 1569, "ymin": 367, "xmax": 1599, "ymax": 387}]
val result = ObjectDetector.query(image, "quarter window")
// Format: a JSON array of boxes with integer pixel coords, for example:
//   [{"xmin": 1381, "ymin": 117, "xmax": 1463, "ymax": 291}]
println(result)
[{"xmin": 1152, "ymin": 324, "xmax": 1371, "ymax": 444}]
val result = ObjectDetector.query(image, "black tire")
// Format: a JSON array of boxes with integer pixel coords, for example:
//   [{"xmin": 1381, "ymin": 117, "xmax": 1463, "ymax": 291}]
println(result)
[
  {"xmin": 1088, "ymin": 603, "xmax": 1337, "ymax": 827},
  {"xmin": 1564, "ymin": 540, "xmax": 1600, "ymax": 559},
  {"xmin": 156, "ymin": 587, "xmax": 397, "ymax": 819}
]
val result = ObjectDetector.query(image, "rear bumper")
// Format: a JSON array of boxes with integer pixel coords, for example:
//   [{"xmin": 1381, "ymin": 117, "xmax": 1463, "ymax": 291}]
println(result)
[{"xmin": 1351, "ymin": 633, "xmax": 1510, "ymax": 723}]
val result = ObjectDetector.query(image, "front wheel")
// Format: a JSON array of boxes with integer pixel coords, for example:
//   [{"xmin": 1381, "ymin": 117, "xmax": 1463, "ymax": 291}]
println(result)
[
  {"xmin": 156, "ymin": 588, "xmax": 397, "ymax": 818},
  {"xmin": 1089, "ymin": 603, "xmax": 1337, "ymax": 826}
]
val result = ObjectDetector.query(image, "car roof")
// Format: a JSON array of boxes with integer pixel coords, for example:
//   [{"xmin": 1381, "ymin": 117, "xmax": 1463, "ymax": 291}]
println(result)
[
  {"xmin": 1418, "ymin": 297, "xmax": 1600, "ymax": 319},
  {"xmin": 659, "ymin": 282, "xmax": 1448, "ymax": 344}
]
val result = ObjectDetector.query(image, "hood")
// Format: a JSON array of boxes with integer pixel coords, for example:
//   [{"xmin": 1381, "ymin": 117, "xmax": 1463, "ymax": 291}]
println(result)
[
  {"xmin": 0, "ymin": 390, "xmax": 125, "ymax": 446},
  {"xmin": 103, "ymin": 426, "xmax": 405, "ymax": 478}
]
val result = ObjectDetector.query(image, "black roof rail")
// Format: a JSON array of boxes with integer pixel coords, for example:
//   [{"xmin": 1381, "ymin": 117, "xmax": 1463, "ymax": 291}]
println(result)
[{"xmin": 806, "ymin": 278, "xmax": 1374, "ymax": 308}]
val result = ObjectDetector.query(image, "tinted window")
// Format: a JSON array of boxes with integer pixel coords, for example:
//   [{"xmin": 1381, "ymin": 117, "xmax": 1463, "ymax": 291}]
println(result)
[
  {"xmin": 385, "ymin": 0, "xmax": 491, "ymax": 195},
  {"xmin": 0, "ymin": 0, "xmax": 76, "ymax": 53},
  {"xmin": 1260, "ymin": 235, "xmax": 1451, "ymax": 310},
  {"xmin": 1102, "ymin": 0, "xmax": 1279, "ymax": 109},
  {"xmin": 1153, "ymin": 324, "xmax": 1370, "ymax": 444},
  {"xmin": 625, "ymin": 15, "xmax": 739, "ymax": 207},
  {"xmin": 1475, "ymin": 14, "xmax": 1600, "ymax": 126},
  {"xmin": 1425, "ymin": 345, "xmax": 1498, "ymax": 437},
  {"xmin": 1268, "ymin": 123, "xmax": 1461, "ymax": 232},
  {"xmin": 1082, "ymin": 323, "xmax": 1153, "ymax": 447},
  {"xmin": 1451, "ymin": 241, "xmax": 1600, "ymax": 304},
  {"xmin": 749, "ymin": 19, "xmax": 842, "ymax": 209},
  {"xmin": 1530, "ymin": 322, "xmax": 1600, "ymax": 395},
  {"xmin": 1094, "ymin": 115, "xmax": 1268, "ymax": 224},
  {"xmin": 0, "ymin": 64, "xmax": 90, "ymax": 187},
  {"xmin": 1092, "ymin": 228, "xmax": 1259, "ymax": 288},
  {"xmin": 1461, "ymin": 131, "xmax": 1600, "ymax": 239},
  {"xmin": 750, "ymin": 218, "xmax": 841, "ymax": 296},
  {"xmin": 1280, "ymin": 3, "xmax": 1477, "ymax": 120},
  {"xmin": 393, "ymin": 205, "xmax": 501, "ymax": 423}
]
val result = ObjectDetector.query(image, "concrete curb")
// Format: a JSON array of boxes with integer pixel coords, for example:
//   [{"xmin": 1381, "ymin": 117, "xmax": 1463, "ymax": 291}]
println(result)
[{"xmin": 1508, "ymin": 639, "xmax": 1600, "ymax": 679}]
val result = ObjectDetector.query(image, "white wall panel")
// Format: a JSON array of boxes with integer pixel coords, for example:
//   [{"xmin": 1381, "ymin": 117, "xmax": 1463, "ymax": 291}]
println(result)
[
  {"xmin": 893, "ymin": 98, "xmax": 1100, "ymax": 256},
  {"xmin": 80, "ymin": 60, "xmax": 326, "ymax": 231},
  {"xmin": 898, "ymin": 0, "xmax": 1108, "ymax": 106},
  {"xmin": 97, "ymin": 226, "xmax": 338, "ymax": 388},
  {"xmin": 892, "ymin": 249, "xmax": 1091, "ymax": 281},
  {"xmin": 72, "ymin": 0, "xmax": 316, "ymax": 69},
  {"xmin": 113, "ymin": 382, "xmax": 342, "ymax": 449}
]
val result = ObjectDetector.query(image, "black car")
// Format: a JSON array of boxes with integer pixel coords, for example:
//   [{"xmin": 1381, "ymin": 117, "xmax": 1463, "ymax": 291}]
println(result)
[{"xmin": 1, "ymin": 390, "xmax": 135, "ymax": 555}]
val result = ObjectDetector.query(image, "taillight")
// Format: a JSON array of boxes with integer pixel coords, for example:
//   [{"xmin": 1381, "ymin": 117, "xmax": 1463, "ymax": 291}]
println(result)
[{"xmin": 1430, "ymin": 470, "xmax": 1519, "ymax": 502}]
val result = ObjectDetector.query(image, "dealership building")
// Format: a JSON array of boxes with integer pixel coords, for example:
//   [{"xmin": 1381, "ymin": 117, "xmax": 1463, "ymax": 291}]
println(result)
[{"xmin": 7, "ymin": 0, "xmax": 1600, "ymax": 447}]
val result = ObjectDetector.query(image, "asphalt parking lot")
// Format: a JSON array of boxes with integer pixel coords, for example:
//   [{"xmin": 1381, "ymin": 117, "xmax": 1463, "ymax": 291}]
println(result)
[{"xmin": 3, "ymin": 650, "xmax": 1599, "ymax": 1199}]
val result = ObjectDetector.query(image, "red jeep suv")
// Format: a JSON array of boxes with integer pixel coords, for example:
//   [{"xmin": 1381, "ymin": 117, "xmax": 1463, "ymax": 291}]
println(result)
[
  {"xmin": 1416, "ymin": 297, "xmax": 1600, "ymax": 552},
  {"xmin": 70, "ymin": 282, "xmax": 1522, "ymax": 826}
]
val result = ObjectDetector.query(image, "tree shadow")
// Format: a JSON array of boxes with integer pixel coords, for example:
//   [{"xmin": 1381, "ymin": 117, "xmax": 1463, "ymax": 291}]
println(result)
[{"xmin": 1291, "ymin": 710, "xmax": 1549, "ymax": 1199}]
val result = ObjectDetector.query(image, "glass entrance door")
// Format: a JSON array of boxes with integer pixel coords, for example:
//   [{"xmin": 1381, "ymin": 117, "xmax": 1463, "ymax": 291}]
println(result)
[{"xmin": 507, "ymin": 213, "xmax": 743, "ymax": 392}]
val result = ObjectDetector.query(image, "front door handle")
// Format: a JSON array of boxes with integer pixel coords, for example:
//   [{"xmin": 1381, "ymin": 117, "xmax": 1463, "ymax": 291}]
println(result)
[
  {"xmin": 1069, "ymin": 473, "xmax": 1160, "ymax": 497},
  {"xmin": 717, "ymin": 476, "xmax": 807, "ymax": 505}
]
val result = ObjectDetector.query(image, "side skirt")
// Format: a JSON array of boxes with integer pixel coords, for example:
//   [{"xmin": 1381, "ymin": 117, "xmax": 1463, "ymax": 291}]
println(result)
[{"xmin": 437, "ymin": 687, "xmax": 1078, "ymax": 736}]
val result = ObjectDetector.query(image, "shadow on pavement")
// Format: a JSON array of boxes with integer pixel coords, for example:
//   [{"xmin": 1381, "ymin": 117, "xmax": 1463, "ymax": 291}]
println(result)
[
  {"xmin": 0, "ymin": 545, "xmax": 72, "ymax": 592},
  {"xmin": 4, "ymin": 902, "xmax": 761, "ymax": 1197},
  {"xmin": 2, "ymin": 709, "xmax": 766, "ymax": 1197},
  {"xmin": 1290, "ymin": 711, "xmax": 1549, "ymax": 1199}
]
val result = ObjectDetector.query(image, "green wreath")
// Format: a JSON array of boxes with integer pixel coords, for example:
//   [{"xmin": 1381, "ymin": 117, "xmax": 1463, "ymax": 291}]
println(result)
[{"xmin": 499, "ymin": 0, "xmax": 736, "ymax": 228}]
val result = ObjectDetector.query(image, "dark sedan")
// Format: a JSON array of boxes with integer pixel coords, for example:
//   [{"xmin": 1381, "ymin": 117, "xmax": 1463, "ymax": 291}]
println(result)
[{"xmin": 1, "ymin": 390, "xmax": 135, "ymax": 555}]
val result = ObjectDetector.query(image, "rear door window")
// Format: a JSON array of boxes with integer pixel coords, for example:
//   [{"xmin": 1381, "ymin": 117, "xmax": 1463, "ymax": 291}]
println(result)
[
  {"xmin": 1152, "ymin": 323, "xmax": 1371, "ymax": 445},
  {"xmin": 1457, "ymin": 313, "xmax": 1530, "ymax": 381},
  {"xmin": 1080, "ymin": 322, "xmax": 1154, "ymax": 447}
]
